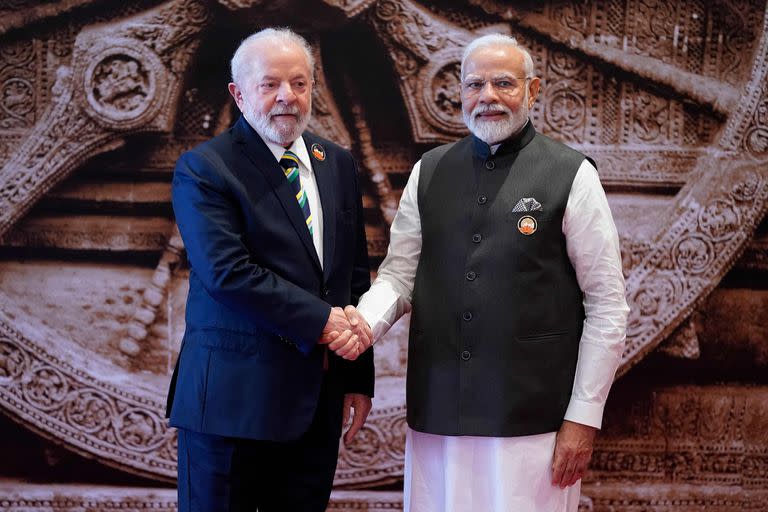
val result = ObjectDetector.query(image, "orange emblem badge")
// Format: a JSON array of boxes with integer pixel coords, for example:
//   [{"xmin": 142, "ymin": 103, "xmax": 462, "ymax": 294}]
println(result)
[
  {"xmin": 311, "ymin": 143, "xmax": 325, "ymax": 161},
  {"xmin": 517, "ymin": 215, "xmax": 537, "ymax": 235}
]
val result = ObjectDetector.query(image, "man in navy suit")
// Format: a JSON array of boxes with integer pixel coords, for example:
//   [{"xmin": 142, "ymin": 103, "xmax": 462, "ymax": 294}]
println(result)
[{"xmin": 166, "ymin": 27, "xmax": 374, "ymax": 512}]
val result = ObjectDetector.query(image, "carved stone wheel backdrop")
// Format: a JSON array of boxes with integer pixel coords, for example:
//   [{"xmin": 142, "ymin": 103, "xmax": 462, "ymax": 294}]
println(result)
[{"xmin": 0, "ymin": 0, "xmax": 765, "ymax": 496}]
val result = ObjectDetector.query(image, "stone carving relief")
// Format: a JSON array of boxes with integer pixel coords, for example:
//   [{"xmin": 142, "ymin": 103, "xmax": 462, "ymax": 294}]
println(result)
[
  {"xmin": 0, "ymin": 42, "xmax": 37, "ymax": 130},
  {"xmin": 368, "ymin": 0, "xmax": 473, "ymax": 142},
  {"xmin": 0, "ymin": 0, "xmax": 207, "ymax": 239},
  {"xmin": 0, "ymin": 1, "xmax": 765, "ymax": 510},
  {"xmin": 87, "ymin": 51, "xmax": 156, "ymax": 122},
  {"xmin": 322, "ymin": 0, "xmax": 377, "ymax": 18},
  {"xmin": 0, "ymin": 304, "xmax": 177, "ymax": 479},
  {"xmin": 307, "ymin": 47, "xmax": 353, "ymax": 149}
]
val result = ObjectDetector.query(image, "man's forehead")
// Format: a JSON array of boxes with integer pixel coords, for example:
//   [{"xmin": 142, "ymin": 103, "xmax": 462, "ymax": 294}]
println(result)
[
  {"xmin": 465, "ymin": 45, "xmax": 525, "ymax": 71},
  {"xmin": 243, "ymin": 40, "xmax": 310, "ymax": 71},
  {"xmin": 464, "ymin": 71, "xmax": 518, "ymax": 79}
]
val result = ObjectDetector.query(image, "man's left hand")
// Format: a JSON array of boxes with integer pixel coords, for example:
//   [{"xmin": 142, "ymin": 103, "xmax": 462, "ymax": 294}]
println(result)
[
  {"xmin": 341, "ymin": 393, "xmax": 372, "ymax": 445},
  {"xmin": 551, "ymin": 419, "xmax": 597, "ymax": 488}
]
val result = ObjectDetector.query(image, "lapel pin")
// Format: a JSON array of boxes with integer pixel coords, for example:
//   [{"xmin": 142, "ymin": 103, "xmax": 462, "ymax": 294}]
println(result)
[
  {"xmin": 518, "ymin": 215, "xmax": 537, "ymax": 235},
  {"xmin": 311, "ymin": 143, "xmax": 325, "ymax": 161}
]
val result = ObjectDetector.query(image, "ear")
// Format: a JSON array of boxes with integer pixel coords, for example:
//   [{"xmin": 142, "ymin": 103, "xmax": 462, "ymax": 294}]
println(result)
[
  {"xmin": 228, "ymin": 82, "xmax": 244, "ymax": 112},
  {"xmin": 527, "ymin": 77, "xmax": 541, "ymax": 109}
]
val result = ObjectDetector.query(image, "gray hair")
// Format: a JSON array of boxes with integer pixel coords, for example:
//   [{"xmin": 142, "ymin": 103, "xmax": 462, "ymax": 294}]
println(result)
[
  {"xmin": 230, "ymin": 27, "xmax": 315, "ymax": 85},
  {"xmin": 460, "ymin": 34, "xmax": 535, "ymax": 79}
]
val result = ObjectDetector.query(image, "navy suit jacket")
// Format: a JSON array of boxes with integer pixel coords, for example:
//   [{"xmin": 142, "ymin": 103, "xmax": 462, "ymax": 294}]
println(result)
[{"xmin": 166, "ymin": 115, "xmax": 373, "ymax": 441}]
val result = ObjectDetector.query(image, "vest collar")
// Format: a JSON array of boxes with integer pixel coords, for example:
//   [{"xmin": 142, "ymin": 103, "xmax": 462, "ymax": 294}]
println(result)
[{"xmin": 472, "ymin": 119, "xmax": 535, "ymax": 159}]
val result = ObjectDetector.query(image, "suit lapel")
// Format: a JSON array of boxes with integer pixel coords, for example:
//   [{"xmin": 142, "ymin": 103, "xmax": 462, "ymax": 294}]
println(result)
[
  {"xmin": 232, "ymin": 117, "xmax": 321, "ymax": 272},
  {"xmin": 305, "ymin": 134, "xmax": 336, "ymax": 283}
]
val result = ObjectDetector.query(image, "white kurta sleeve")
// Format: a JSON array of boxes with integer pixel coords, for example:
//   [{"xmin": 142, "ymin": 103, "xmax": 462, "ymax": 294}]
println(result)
[
  {"xmin": 357, "ymin": 161, "xmax": 423, "ymax": 342},
  {"xmin": 562, "ymin": 159, "xmax": 630, "ymax": 429}
]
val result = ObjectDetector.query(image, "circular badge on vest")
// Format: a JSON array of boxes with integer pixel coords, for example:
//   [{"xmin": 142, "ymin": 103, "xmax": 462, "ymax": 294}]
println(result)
[
  {"xmin": 517, "ymin": 215, "xmax": 537, "ymax": 235},
  {"xmin": 311, "ymin": 143, "xmax": 326, "ymax": 161}
]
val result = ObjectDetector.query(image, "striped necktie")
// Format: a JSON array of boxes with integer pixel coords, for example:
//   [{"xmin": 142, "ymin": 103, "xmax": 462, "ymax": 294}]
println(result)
[{"xmin": 279, "ymin": 150, "xmax": 313, "ymax": 235}]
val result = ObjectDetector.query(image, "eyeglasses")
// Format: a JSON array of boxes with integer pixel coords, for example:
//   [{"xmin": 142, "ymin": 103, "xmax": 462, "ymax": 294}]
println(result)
[{"xmin": 461, "ymin": 77, "xmax": 532, "ymax": 95}]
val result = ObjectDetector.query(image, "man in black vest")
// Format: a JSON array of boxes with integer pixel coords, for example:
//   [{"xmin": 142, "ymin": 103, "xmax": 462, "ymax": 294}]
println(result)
[{"xmin": 353, "ymin": 34, "xmax": 629, "ymax": 511}]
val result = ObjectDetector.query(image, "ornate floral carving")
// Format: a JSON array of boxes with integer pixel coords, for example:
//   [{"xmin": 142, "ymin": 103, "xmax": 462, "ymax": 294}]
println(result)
[
  {"xmin": 630, "ymin": 91, "xmax": 670, "ymax": 143},
  {"xmin": 336, "ymin": 405, "xmax": 407, "ymax": 485},
  {"xmin": 322, "ymin": 0, "xmax": 376, "ymax": 18},
  {"xmin": 430, "ymin": 62, "xmax": 462, "ymax": 124},
  {"xmin": 744, "ymin": 127, "xmax": 768, "ymax": 157},
  {"xmin": 0, "ymin": 40, "xmax": 36, "ymax": 130},
  {"xmin": 21, "ymin": 365, "xmax": 69, "ymax": 411},
  {"xmin": 1, "ymin": 78, "xmax": 34, "ymax": 120},
  {"xmin": 0, "ymin": 298, "xmax": 177, "ymax": 480},
  {"xmin": 0, "ymin": 338, "xmax": 27, "ymax": 382},
  {"xmin": 0, "ymin": 0, "xmax": 206, "ymax": 239},
  {"xmin": 116, "ymin": 409, "xmax": 164, "ymax": 451},
  {"xmin": 544, "ymin": 85, "xmax": 586, "ymax": 140},
  {"xmin": 368, "ymin": 0, "xmax": 471, "ymax": 142},
  {"xmin": 698, "ymin": 199, "xmax": 740, "ymax": 243},
  {"xmin": 89, "ymin": 55, "xmax": 152, "ymax": 117},
  {"xmin": 673, "ymin": 235, "xmax": 714, "ymax": 274}
]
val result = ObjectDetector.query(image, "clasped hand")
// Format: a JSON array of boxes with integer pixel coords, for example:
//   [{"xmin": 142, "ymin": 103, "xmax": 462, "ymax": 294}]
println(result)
[{"xmin": 318, "ymin": 306, "xmax": 372, "ymax": 360}]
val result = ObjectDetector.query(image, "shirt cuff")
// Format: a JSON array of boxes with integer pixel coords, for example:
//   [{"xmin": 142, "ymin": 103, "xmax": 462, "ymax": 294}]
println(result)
[
  {"xmin": 563, "ymin": 397, "xmax": 606, "ymax": 429},
  {"xmin": 356, "ymin": 304, "xmax": 392, "ymax": 343}
]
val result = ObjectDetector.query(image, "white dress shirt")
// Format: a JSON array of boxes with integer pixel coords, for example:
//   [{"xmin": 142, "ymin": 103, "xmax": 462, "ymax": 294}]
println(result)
[{"xmin": 261, "ymin": 134, "xmax": 324, "ymax": 267}]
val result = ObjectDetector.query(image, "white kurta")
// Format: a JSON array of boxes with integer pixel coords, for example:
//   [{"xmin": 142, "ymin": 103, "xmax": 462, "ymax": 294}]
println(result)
[{"xmin": 357, "ymin": 151, "xmax": 629, "ymax": 512}]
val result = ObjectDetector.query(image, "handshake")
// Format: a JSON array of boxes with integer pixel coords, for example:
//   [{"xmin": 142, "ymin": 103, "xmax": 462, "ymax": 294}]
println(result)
[{"xmin": 318, "ymin": 305, "xmax": 373, "ymax": 361}]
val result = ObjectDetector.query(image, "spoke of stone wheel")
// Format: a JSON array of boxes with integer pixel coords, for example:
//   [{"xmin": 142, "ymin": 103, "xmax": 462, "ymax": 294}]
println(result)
[{"xmin": 0, "ymin": 0, "xmax": 102, "ymax": 35}]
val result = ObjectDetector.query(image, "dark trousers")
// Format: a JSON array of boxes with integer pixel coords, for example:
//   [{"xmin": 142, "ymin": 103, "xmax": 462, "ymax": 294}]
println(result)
[{"xmin": 176, "ymin": 375, "xmax": 345, "ymax": 512}]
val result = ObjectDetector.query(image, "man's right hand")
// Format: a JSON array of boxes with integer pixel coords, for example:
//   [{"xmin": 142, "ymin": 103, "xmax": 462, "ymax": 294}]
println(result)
[
  {"xmin": 320, "ymin": 307, "xmax": 351, "ymax": 344},
  {"xmin": 319, "ymin": 307, "xmax": 360, "ymax": 360}
]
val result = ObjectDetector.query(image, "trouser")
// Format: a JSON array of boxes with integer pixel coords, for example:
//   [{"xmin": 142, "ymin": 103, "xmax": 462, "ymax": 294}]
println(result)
[{"xmin": 176, "ymin": 374, "xmax": 344, "ymax": 512}]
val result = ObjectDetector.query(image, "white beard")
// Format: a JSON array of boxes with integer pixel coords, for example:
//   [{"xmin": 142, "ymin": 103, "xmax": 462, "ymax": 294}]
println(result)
[
  {"xmin": 246, "ymin": 101, "xmax": 311, "ymax": 146},
  {"xmin": 463, "ymin": 92, "xmax": 529, "ymax": 145}
]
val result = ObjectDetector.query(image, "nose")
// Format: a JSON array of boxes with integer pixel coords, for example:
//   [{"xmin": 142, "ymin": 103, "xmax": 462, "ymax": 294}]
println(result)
[
  {"xmin": 276, "ymin": 81, "xmax": 296, "ymax": 104},
  {"xmin": 478, "ymin": 81, "xmax": 499, "ymax": 103}
]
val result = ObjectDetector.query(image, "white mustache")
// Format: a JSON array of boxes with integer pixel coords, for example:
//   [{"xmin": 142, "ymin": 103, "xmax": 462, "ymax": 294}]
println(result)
[
  {"xmin": 472, "ymin": 104, "xmax": 510, "ymax": 117},
  {"xmin": 270, "ymin": 106, "xmax": 299, "ymax": 116}
]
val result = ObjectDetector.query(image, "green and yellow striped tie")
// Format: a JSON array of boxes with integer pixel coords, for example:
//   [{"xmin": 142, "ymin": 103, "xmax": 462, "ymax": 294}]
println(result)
[{"xmin": 279, "ymin": 150, "xmax": 313, "ymax": 235}]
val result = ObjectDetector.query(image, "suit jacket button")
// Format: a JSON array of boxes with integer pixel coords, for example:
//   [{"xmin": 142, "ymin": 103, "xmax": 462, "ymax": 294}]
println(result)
[
  {"xmin": 461, "ymin": 350, "xmax": 471, "ymax": 361},
  {"xmin": 462, "ymin": 311, "xmax": 473, "ymax": 322},
  {"xmin": 485, "ymin": 160, "xmax": 495, "ymax": 170}
]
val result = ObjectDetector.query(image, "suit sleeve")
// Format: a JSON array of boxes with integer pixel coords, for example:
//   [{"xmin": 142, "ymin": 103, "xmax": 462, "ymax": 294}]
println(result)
[
  {"xmin": 339, "ymin": 156, "xmax": 375, "ymax": 397},
  {"xmin": 172, "ymin": 150, "xmax": 331, "ymax": 354}
]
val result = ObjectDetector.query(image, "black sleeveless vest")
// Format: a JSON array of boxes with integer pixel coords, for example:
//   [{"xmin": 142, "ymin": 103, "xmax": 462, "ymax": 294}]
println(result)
[{"xmin": 407, "ymin": 121, "xmax": 589, "ymax": 436}]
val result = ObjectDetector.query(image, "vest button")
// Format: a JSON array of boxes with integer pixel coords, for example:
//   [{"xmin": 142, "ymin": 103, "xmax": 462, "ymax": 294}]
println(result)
[
  {"xmin": 485, "ymin": 160, "xmax": 495, "ymax": 170},
  {"xmin": 478, "ymin": 195, "xmax": 487, "ymax": 205},
  {"xmin": 472, "ymin": 233, "xmax": 482, "ymax": 243},
  {"xmin": 461, "ymin": 350, "xmax": 471, "ymax": 361},
  {"xmin": 466, "ymin": 271, "xmax": 476, "ymax": 281},
  {"xmin": 462, "ymin": 311, "xmax": 473, "ymax": 321}
]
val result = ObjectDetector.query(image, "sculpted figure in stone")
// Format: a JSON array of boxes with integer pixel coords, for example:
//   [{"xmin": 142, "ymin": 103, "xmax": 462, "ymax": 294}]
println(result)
[
  {"xmin": 165, "ymin": 27, "xmax": 374, "ymax": 512},
  {"xmin": 351, "ymin": 33, "xmax": 630, "ymax": 512}
]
